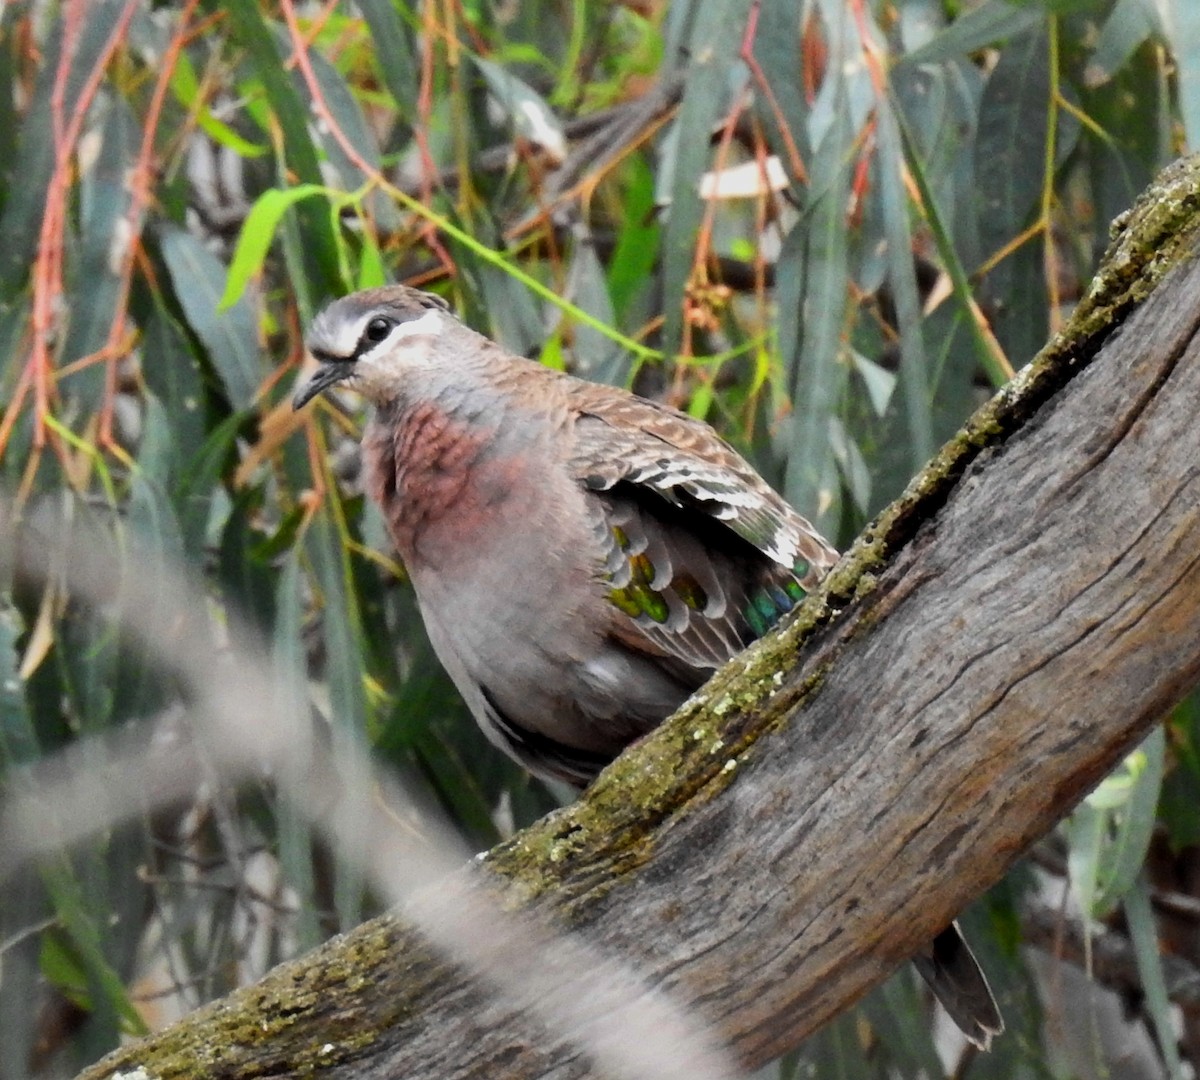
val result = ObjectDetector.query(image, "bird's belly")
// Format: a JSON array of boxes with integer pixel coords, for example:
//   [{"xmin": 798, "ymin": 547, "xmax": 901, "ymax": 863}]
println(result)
[
  {"xmin": 410, "ymin": 532, "xmax": 690, "ymax": 763},
  {"xmin": 411, "ymin": 529, "xmax": 592, "ymax": 698}
]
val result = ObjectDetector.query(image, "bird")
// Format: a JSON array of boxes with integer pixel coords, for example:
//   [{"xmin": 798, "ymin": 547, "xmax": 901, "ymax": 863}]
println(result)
[{"xmin": 293, "ymin": 283, "xmax": 1004, "ymax": 1050}]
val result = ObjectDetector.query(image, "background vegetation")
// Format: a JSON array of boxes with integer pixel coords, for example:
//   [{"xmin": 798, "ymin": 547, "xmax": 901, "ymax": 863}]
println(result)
[{"xmin": 0, "ymin": 0, "xmax": 1197, "ymax": 1076}]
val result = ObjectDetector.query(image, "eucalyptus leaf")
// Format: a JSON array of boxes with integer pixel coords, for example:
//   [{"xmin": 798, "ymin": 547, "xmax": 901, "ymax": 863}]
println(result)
[
  {"xmin": 161, "ymin": 226, "xmax": 260, "ymax": 410},
  {"xmin": 221, "ymin": 0, "xmax": 342, "ymax": 298},
  {"xmin": 0, "ymin": 600, "xmax": 34, "ymax": 767},
  {"xmin": 1090, "ymin": 0, "xmax": 1160, "ymax": 84},
  {"xmin": 1170, "ymin": 0, "xmax": 1200, "ymax": 151},
  {"xmin": 305, "ymin": 511, "xmax": 371, "ymax": 929},
  {"xmin": 59, "ymin": 100, "xmax": 137, "ymax": 409},
  {"xmin": 1125, "ymin": 878, "xmax": 1186, "ymax": 1080},
  {"xmin": 900, "ymin": 0, "xmax": 1045, "ymax": 67},
  {"xmin": 661, "ymin": 0, "xmax": 754, "ymax": 356},
  {"xmin": 564, "ymin": 228, "xmax": 626, "ymax": 385},
  {"xmin": 473, "ymin": 56, "xmax": 567, "ymax": 162},
  {"xmin": 357, "ymin": 0, "xmax": 419, "ymax": 117}
]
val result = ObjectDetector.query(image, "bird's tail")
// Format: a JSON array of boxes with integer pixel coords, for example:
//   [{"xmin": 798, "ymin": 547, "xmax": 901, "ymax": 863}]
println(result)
[{"xmin": 912, "ymin": 923, "xmax": 1004, "ymax": 1051}]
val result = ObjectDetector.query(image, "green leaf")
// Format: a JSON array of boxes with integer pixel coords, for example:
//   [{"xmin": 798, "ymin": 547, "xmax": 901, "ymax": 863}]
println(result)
[
  {"xmin": 0, "ymin": 5, "xmax": 20, "ymax": 201},
  {"xmin": 1089, "ymin": 0, "xmax": 1160, "ymax": 84},
  {"xmin": 777, "ymin": 93, "xmax": 854, "ymax": 535},
  {"xmin": 0, "ymin": 13, "xmax": 121, "ymax": 291},
  {"xmin": 39, "ymin": 926, "xmax": 93, "ymax": 1009},
  {"xmin": 38, "ymin": 855, "xmax": 147, "ymax": 1039},
  {"xmin": 356, "ymin": 230, "xmax": 387, "ymax": 290},
  {"xmin": 473, "ymin": 56, "xmax": 566, "ymax": 161},
  {"xmin": 747, "ymin": 0, "xmax": 812, "ymax": 184},
  {"xmin": 294, "ymin": 31, "xmax": 400, "ymax": 234},
  {"xmin": 974, "ymin": 27, "xmax": 1054, "ymax": 363},
  {"xmin": 59, "ymin": 98, "xmax": 137, "ymax": 408},
  {"xmin": 1160, "ymin": 695, "xmax": 1200, "ymax": 849},
  {"xmin": 174, "ymin": 411, "xmax": 246, "ymax": 555},
  {"xmin": 1068, "ymin": 727, "xmax": 1164, "ymax": 925},
  {"xmin": 170, "ymin": 53, "xmax": 267, "ymax": 158},
  {"xmin": 219, "ymin": 489, "xmax": 276, "ymax": 636},
  {"xmin": 1125, "ymin": 877, "xmax": 1185, "ymax": 1080},
  {"xmin": 273, "ymin": 551, "xmax": 323, "ymax": 949},
  {"xmin": 1080, "ymin": 39, "xmax": 1161, "ymax": 231},
  {"xmin": 449, "ymin": 213, "xmax": 545, "ymax": 356},
  {"xmin": 900, "ymin": 0, "xmax": 1046, "ymax": 67},
  {"xmin": 826, "ymin": 416, "xmax": 871, "ymax": 517},
  {"xmin": 222, "ymin": 184, "xmax": 336, "ymax": 309},
  {"xmin": 660, "ymin": 0, "xmax": 754, "ymax": 356},
  {"xmin": 849, "ymin": 350, "xmax": 896, "ymax": 417},
  {"xmin": 875, "ymin": 96, "xmax": 934, "ymax": 469},
  {"xmin": 1091, "ymin": 726, "xmax": 1165, "ymax": 914},
  {"xmin": 860, "ymin": 969, "xmax": 943, "ymax": 1077},
  {"xmin": 606, "ymin": 156, "xmax": 659, "ymax": 324},
  {"xmin": 221, "ymin": 0, "xmax": 343, "ymax": 299},
  {"xmin": 975, "ymin": 26, "xmax": 1050, "ymax": 250},
  {"xmin": 357, "ymin": 0, "xmax": 419, "ymax": 116},
  {"xmin": 305, "ymin": 510, "xmax": 371, "ymax": 928},
  {"xmin": 140, "ymin": 305, "xmax": 208, "ymax": 498},
  {"xmin": 160, "ymin": 226, "xmax": 260, "ymax": 410},
  {"xmin": 893, "ymin": 75, "xmax": 1014, "ymax": 390},
  {"xmin": 564, "ymin": 230, "xmax": 626, "ymax": 386}
]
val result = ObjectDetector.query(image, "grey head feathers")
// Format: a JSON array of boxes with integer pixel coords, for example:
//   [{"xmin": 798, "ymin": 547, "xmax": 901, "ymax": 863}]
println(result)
[{"xmin": 294, "ymin": 286, "xmax": 453, "ymax": 409}]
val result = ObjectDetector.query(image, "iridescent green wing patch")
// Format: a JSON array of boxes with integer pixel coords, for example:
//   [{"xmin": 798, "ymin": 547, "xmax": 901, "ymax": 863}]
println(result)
[
  {"xmin": 609, "ymin": 551, "xmax": 669, "ymax": 623},
  {"xmin": 606, "ymin": 526, "xmax": 709, "ymax": 625}
]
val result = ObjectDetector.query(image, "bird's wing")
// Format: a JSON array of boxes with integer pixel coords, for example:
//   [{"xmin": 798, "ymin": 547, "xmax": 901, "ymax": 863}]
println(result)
[
  {"xmin": 477, "ymin": 684, "xmax": 617, "ymax": 788},
  {"xmin": 567, "ymin": 387, "xmax": 840, "ymax": 669}
]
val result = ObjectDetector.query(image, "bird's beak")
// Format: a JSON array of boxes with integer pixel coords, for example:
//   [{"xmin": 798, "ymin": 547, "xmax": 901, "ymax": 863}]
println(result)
[{"xmin": 292, "ymin": 359, "xmax": 353, "ymax": 410}]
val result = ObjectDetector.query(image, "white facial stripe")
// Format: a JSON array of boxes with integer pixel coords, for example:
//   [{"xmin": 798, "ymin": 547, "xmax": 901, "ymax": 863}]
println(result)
[
  {"xmin": 386, "ymin": 308, "xmax": 443, "ymax": 344},
  {"xmin": 349, "ymin": 307, "xmax": 450, "ymax": 402},
  {"xmin": 328, "ymin": 319, "xmax": 364, "ymax": 359}
]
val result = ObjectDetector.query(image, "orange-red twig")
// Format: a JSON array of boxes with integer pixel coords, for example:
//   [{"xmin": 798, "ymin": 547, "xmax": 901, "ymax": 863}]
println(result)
[
  {"xmin": 97, "ymin": 0, "xmax": 205, "ymax": 447},
  {"xmin": 0, "ymin": 0, "xmax": 140, "ymax": 461},
  {"xmin": 740, "ymin": 0, "xmax": 809, "ymax": 186},
  {"xmin": 280, "ymin": 0, "xmax": 457, "ymax": 274}
]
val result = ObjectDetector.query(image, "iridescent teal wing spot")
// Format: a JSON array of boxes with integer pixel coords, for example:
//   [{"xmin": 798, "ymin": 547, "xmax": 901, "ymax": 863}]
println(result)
[
  {"xmin": 742, "ymin": 572, "xmax": 810, "ymax": 641},
  {"xmin": 753, "ymin": 590, "xmax": 781, "ymax": 623},
  {"xmin": 767, "ymin": 583, "xmax": 793, "ymax": 611},
  {"xmin": 744, "ymin": 604, "xmax": 770, "ymax": 639}
]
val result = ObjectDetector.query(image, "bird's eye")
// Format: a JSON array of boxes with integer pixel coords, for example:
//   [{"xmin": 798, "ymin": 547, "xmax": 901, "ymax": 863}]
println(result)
[{"xmin": 364, "ymin": 316, "xmax": 393, "ymax": 343}]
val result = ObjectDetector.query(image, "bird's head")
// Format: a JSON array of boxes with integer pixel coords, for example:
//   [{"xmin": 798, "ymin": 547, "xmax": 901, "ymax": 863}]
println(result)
[{"xmin": 292, "ymin": 286, "xmax": 453, "ymax": 410}]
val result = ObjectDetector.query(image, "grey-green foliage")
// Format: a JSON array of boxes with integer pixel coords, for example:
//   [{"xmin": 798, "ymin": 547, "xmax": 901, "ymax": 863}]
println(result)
[{"xmin": 0, "ymin": 1, "xmax": 1196, "ymax": 1077}]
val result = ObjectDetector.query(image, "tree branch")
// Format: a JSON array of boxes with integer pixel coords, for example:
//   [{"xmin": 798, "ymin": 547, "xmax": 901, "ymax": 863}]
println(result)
[{"xmin": 78, "ymin": 157, "xmax": 1200, "ymax": 1078}]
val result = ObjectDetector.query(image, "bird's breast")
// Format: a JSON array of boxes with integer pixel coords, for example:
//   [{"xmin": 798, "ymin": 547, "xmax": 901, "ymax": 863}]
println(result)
[{"xmin": 362, "ymin": 400, "xmax": 552, "ymax": 570}]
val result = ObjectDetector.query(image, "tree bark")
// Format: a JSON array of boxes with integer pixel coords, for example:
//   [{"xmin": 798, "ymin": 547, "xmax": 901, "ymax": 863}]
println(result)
[{"xmin": 79, "ymin": 157, "xmax": 1200, "ymax": 1079}]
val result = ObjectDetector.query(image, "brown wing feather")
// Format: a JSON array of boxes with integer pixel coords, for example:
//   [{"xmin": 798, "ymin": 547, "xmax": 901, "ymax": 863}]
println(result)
[
  {"xmin": 570, "ymin": 390, "xmax": 837, "ymax": 580},
  {"xmin": 567, "ymin": 385, "xmax": 839, "ymax": 673}
]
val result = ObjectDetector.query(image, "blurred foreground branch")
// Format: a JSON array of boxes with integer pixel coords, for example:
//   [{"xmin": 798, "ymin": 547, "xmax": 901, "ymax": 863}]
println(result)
[{"xmin": 64, "ymin": 159, "xmax": 1200, "ymax": 1077}]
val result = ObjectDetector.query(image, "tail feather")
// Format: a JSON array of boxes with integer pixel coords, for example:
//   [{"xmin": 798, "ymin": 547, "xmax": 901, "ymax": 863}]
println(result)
[{"xmin": 912, "ymin": 924, "xmax": 1004, "ymax": 1051}]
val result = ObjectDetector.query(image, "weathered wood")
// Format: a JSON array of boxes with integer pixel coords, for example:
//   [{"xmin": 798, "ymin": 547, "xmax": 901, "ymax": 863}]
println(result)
[{"xmin": 79, "ymin": 158, "xmax": 1200, "ymax": 1079}]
